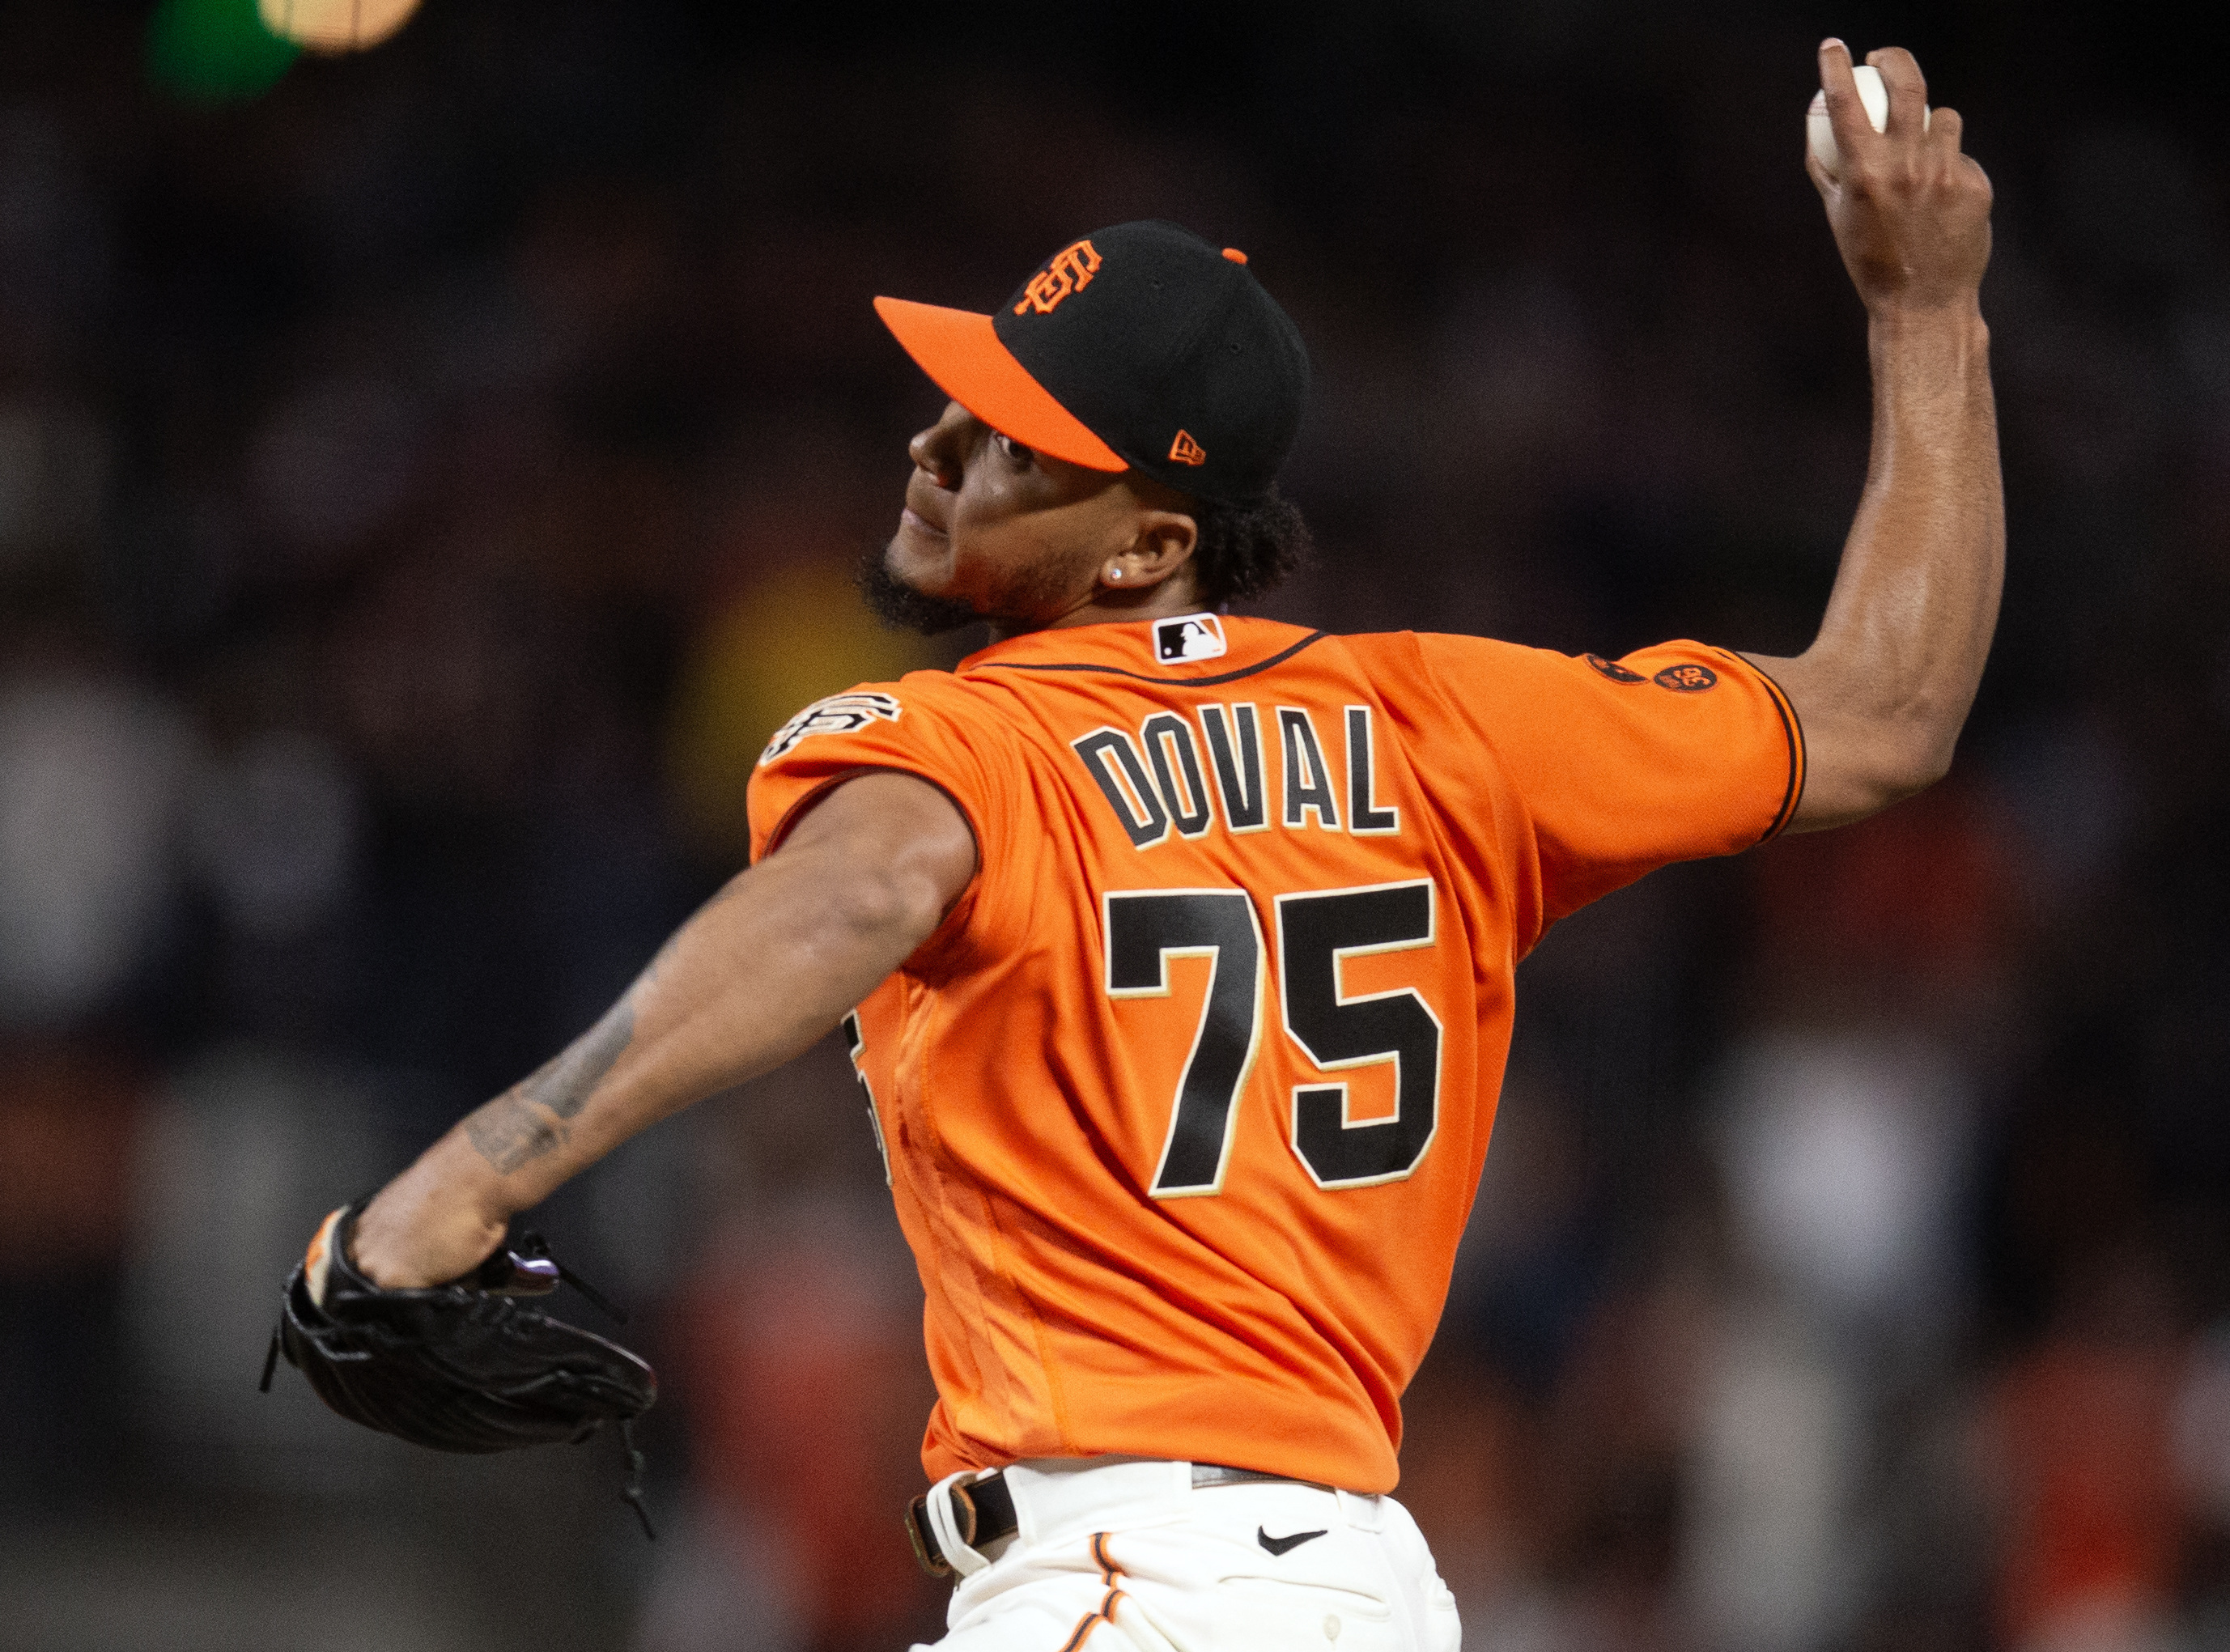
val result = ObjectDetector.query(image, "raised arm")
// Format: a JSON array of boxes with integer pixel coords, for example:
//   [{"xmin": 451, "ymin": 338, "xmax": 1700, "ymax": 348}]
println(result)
[
  {"xmin": 1744, "ymin": 40, "xmax": 2001, "ymax": 831},
  {"xmin": 349, "ymin": 771, "xmax": 978, "ymax": 1287}
]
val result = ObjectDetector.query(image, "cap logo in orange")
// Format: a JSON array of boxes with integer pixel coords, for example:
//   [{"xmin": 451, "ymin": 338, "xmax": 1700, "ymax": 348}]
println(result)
[
  {"xmin": 1168, "ymin": 429, "xmax": 1207, "ymax": 465},
  {"xmin": 1013, "ymin": 239, "xmax": 1102, "ymax": 316}
]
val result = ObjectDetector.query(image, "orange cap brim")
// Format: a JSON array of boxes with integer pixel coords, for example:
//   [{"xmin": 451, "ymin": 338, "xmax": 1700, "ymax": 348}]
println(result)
[{"xmin": 873, "ymin": 296, "xmax": 1127, "ymax": 472}]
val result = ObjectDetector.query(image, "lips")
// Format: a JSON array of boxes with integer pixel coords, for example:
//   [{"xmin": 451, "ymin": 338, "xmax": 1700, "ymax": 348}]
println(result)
[{"xmin": 900, "ymin": 472, "xmax": 952, "ymax": 537}]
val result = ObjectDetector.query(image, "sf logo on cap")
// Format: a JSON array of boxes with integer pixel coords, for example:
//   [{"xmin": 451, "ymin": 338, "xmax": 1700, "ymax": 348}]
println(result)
[
  {"xmin": 1155, "ymin": 614, "xmax": 1228, "ymax": 664},
  {"xmin": 1014, "ymin": 240, "xmax": 1102, "ymax": 316}
]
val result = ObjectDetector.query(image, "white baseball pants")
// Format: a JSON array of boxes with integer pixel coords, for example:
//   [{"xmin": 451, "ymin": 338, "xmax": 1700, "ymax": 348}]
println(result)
[{"xmin": 913, "ymin": 1458, "xmax": 1463, "ymax": 1652}]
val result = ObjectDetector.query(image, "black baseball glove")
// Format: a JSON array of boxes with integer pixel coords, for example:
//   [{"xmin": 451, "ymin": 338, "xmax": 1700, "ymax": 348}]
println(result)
[{"xmin": 262, "ymin": 1204, "xmax": 659, "ymax": 1532}]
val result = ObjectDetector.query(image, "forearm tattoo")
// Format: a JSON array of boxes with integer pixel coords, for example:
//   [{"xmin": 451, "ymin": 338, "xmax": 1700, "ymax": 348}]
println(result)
[
  {"xmin": 465, "ymin": 999, "xmax": 637, "ymax": 1174},
  {"xmin": 463, "ymin": 1095, "xmax": 570, "ymax": 1176},
  {"xmin": 465, "ymin": 877, "xmax": 741, "ymax": 1177}
]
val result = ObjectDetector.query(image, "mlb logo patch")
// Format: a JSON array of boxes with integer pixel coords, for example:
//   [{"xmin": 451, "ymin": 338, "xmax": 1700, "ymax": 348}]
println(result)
[{"xmin": 1153, "ymin": 613, "xmax": 1227, "ymax": 665}]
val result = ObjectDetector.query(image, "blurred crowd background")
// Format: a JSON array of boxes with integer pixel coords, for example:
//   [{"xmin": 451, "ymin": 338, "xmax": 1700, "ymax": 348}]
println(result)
[{"xmin": 4, "ymin": 2, "xmax": 2228, "ymax": 1650}]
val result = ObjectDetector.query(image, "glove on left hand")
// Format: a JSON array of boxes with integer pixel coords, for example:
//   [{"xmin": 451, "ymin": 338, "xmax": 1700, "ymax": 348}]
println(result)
[{"xmin": 263, "ymin": 1205, "xmax": 659, "ymax": 1530}]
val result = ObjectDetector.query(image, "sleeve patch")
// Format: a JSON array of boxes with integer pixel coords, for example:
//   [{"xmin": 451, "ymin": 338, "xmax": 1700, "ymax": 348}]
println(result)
[
  {"xmin": 1584, "ymin": 653, "xmax": 1646, "ymax": 683},
  {"xmin": 760, "ymin": 691, "xmax": 903, "ymax": 765},
  {"xmin": 1651, "ymin": 664, "xmax": 1718, "ymax": 693}
]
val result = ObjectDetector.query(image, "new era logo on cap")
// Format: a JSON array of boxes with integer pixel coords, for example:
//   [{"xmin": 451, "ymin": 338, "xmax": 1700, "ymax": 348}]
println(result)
[{"xmin": 1154, "ymin": 613, "xmax": 1227, "ymax": 664}]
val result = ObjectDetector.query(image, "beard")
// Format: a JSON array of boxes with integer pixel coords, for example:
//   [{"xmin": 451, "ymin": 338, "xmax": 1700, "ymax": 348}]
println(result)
[
  {"xmin": 856, "ymin": 541, "xmax": 983, "ymax": 636},
  {"xmin": 856, "ymin": 537, "xmax": 1090, "ymax": 637}
]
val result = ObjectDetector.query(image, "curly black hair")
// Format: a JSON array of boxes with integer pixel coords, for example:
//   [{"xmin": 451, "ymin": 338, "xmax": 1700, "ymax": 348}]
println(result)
[{"xmin": 1186, "ymin": 486, "xmax": 1312, "ymax": 606}]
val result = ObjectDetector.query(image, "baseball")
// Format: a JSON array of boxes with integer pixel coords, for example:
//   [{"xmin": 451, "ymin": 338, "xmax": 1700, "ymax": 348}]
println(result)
[
  {"xmin": 1807, "ymin": 63, "xmax": 1930, "ymax": 174},
  {"xmin": 257, "ymin": 0, "xmax": 423, "ymax": 53}
]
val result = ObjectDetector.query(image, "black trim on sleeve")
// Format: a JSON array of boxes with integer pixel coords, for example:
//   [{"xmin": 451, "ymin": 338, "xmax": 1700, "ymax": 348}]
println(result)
[
  {"xmin": 1709, "ymin": 648, "xmax": 1807, "ymax": 841},
  {"xmin": 972, "ymin": 630, "xmax": 1329, "ymax": 687}
]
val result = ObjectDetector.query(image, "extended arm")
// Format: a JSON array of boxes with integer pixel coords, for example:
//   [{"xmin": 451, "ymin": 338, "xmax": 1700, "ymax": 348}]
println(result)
[
  {"xmin": 349, "ymin": 771, "xmax": 978, "ymax": 1287},
  {"xmin": 1744, "ymin": 41, "xmax": 2001, "ymax": 830}
]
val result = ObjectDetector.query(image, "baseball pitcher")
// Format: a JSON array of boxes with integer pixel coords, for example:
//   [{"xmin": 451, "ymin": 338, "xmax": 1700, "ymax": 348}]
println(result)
[{"xmin": 282, "ymin": 41, "xmax": 1996, "ymax": 1652}]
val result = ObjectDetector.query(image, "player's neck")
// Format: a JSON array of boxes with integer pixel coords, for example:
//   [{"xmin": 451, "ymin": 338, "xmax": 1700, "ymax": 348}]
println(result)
[{"xmin": 988, "ymin": 580, "xmax": 1212, "ymax": 643}]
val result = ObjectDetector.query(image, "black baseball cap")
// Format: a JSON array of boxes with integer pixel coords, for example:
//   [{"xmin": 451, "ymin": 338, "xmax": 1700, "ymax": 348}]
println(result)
[{"xmin": 874, "ymin": 220, "xmax": 1309, "ymax": 506}]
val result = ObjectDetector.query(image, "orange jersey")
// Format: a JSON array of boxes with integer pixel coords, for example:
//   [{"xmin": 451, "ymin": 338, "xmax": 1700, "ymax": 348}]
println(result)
[{"xmin": 747, "ymin": 614, "xmax": 1802, "ymax": 1493}]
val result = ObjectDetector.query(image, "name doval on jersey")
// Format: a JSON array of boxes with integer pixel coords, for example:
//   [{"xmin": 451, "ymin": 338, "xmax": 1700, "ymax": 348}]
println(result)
[{"xmin": 1073, "ymin": 702, "xmax": 1399, "ymax": 850}]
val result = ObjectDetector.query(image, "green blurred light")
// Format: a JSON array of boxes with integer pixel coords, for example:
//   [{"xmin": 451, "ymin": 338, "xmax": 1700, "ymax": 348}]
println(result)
[{"xmin": 147, "ymin": 0, "xmax": 301, "ymax": 104}]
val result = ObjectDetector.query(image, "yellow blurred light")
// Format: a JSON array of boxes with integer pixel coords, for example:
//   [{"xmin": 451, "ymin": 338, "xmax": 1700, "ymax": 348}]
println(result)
[{"xmin": 256, "ymin": 0, "xmax": 424, "ymax": 53}]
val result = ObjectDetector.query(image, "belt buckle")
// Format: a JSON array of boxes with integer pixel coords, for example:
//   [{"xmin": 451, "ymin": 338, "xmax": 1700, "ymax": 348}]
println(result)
[{"xmin": 905, "ymin": 1478, "xmax": 979, "ymax": 1578}]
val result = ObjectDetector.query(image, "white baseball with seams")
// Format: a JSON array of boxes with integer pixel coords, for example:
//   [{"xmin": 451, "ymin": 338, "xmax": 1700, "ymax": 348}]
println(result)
[{"xmin": 1807, "ymin": 63, "xmax": 1931, "ymax": 176}]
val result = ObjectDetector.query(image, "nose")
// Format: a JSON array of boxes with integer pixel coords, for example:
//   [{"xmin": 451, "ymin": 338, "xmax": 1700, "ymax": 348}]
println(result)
[
  {"xmin": 909, "ymin": 416, "xmax": 962, "ymax": 490},
  {"xmin": 907, "ymin": 427, "xmax": 945, "ymax": 482}
]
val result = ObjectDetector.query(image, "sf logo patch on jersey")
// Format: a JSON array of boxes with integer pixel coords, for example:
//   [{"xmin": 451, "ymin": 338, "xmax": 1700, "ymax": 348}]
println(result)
[
  {"xmin": 760, "ymin": 692, "xmax": 903, "ymax": 765},
  {"xmin": 1155, "ymin": 613, "xmax": 1228, "ymax": 664}
]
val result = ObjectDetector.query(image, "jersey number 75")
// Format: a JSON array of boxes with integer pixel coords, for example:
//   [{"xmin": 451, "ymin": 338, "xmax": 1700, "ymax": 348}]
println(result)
[{"xmin": 1104, "ymin": 880, "xmax": 1442, "ymax": 1196}]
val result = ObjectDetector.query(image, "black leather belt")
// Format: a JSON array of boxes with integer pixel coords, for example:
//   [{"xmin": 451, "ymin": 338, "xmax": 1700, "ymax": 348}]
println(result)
[{"xmin": 907, "ymin": 1463, "xmax": 1332, "ymax": 1576}]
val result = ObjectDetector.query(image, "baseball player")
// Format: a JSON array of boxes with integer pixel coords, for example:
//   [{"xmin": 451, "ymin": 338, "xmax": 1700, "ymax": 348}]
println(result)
[{"xmin": 336, "ymin": 41, "xmax": 1996, "ymax": 1651}]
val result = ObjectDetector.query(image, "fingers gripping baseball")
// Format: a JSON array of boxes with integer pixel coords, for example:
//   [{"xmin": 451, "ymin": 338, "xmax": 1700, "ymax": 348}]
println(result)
[
  {"xmin": 1868, "ymin": 46, "xmax": 1927, "ymax": 139},
  {"xmin": 1808, "ymin": 40, "xmax": 1992, "ymax": 314}
]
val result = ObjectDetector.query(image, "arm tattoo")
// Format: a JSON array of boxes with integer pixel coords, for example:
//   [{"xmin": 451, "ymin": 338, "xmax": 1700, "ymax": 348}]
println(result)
[
  {"xmin": 465, "ymin": 1094, "xmax": 571, "ymax": 1175},
  {"xmin": 469, "ymin": 873, "xmax": 739, "ymax": 1174},
  {"xmin": 525, "ymin": 999, "xmax": 635, "ymax": 1121},
  {"xmin": 464, "ymin": 999, "xmax": 638, "ymax": 1174}
]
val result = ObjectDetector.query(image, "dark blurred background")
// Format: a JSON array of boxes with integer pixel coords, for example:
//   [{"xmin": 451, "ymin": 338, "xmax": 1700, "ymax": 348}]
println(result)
[{"xmin": 3, "ymin": 2, "xmax": 2228, "ymax": 1649}]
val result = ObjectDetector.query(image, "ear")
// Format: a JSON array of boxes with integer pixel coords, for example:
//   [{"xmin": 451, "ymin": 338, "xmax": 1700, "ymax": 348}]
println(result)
[{"xmin": 1098, "ymin": 507, "xmax": 1199, "ymax": 593}]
